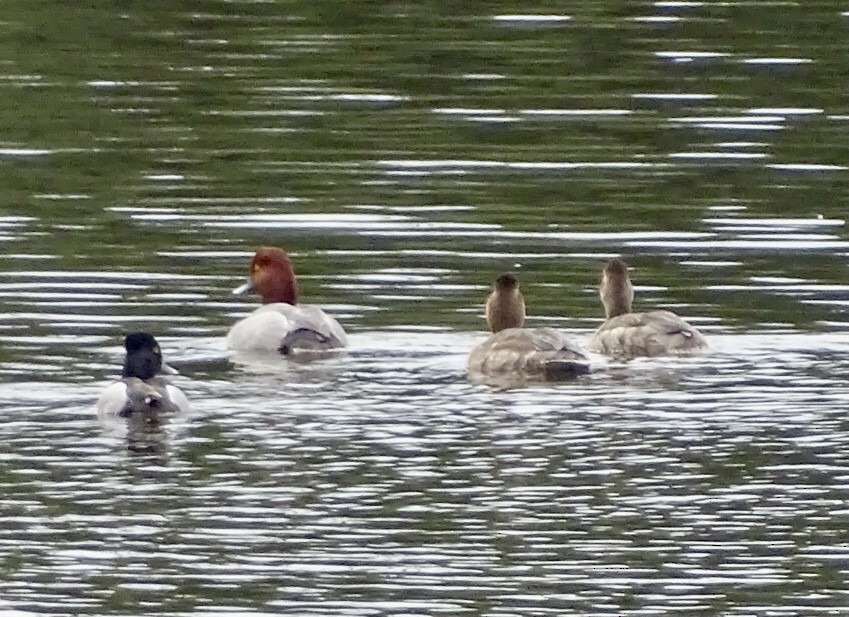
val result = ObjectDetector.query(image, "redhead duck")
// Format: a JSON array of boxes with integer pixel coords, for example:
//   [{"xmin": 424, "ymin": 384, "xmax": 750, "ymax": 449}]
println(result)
[
  {"xmin": 467, "ymin": 274, "xmax": 589, "ymax": 381},
  {"xmin": 588, "ymin": 258, "xmax": 708, "ymax": 358},
  {"xmin": 226, "ymin": 246, "xmax": 348, "ymax": 353},
  {"xmin": 97, "ymin": 332, "xmax": 190, "ymax": 422}
]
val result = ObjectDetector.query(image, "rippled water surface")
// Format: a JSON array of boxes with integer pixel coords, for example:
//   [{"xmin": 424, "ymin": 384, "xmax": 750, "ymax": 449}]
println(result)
[{"xmin": 1, "ymin": 1, "xmax": 849, "ymax": 615}]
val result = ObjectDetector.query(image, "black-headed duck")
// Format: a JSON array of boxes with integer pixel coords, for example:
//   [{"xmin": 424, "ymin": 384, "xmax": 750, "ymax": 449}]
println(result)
[{"xmin": 97, "ymin": 332, "xmax": 190, "ymax": 421}]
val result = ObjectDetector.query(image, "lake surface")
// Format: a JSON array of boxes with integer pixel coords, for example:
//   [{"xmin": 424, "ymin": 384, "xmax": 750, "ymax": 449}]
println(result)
[{"xmin": 1, "ymin": 1, "xmax": 848, "ymax": 615}]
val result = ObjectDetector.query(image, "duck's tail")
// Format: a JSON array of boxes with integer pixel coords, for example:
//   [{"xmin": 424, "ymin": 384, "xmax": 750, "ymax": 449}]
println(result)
[
  {"xmin": 279, "ymin": 328, "xmax": 340, "ymax": 354},
  {"xmin": 543, "ymin": 360, "xmax": 591, "ymax": 381}
]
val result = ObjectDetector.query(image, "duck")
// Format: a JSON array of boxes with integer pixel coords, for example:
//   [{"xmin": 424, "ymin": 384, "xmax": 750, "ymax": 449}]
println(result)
[
  {"xmin": 96, "ymin": 332, "xmax": 190, "ymax": 422},
  {"xmin": 226, "ymin": 246, "xmax": 348, "ymax": 354},
  {"xmin": 587, "ymin": 258, "xmax": 708, "ymax": 358},
  {"xmin": 467, "ymin": 274, "xmax": 590, "ymax": 381}
]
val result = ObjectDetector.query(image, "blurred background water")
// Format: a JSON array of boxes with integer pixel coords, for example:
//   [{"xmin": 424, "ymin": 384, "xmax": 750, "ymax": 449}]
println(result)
[{"xmin": 1, "ymin": 1, "xmax": 848, "ymax": 615}]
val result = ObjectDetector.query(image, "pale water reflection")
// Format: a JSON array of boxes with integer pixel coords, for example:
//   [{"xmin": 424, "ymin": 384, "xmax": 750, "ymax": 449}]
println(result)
[{"xmin": 2, "ymin": 332, "xmax": 849, "ymax": 614}]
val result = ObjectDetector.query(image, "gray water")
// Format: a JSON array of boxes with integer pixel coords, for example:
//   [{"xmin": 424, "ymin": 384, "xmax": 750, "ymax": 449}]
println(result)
[{"xmin": 1, "ymin": 1, "xmax": 849, "ymax": 615}]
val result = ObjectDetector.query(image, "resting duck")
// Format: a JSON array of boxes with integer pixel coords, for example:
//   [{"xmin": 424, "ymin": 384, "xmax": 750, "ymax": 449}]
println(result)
[
  {"xmin": 588, "ymin": 258, "xmax": 708, "ymax": 358},
  {"xmin": 226, "ymin": 246, "xmax": 348, "ymax": 353},
  {"xmin": 467, "ymin": 274, "xmax": 590, "ymax": 381},
  {"xmin": 96, "ymin": 332, "xmax": 190, "ymax": 422}
]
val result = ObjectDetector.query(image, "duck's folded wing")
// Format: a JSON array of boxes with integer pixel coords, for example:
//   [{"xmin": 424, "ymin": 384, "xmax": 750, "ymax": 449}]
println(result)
[
  {"xmin": 96, "ymin": 381, "xmax": 129, "ymax": 418},
  {"xmin": 286, "ymin": 304, "xmax": 348, "ymax": 347},
  {"xmin": 164, "ymin": 384, "xmax": 190, "ymax": 412},
  {"xmin": 147, "ymin": 376, "xmax": 190, "ymax": 413},
  {"xmin": 468, "ymin": 328, "xmax": 588, "ymax": 379},
  {"xmin": 226, "ymin": 308, "xmax": 296, "ymax": 351},
  {"xmin": 591, "ymin": 310, "xmax": 707, "ymax": 357},
  {"xmin": 228, "ymin": 304, "xmax": 347, "ymax": 352}
]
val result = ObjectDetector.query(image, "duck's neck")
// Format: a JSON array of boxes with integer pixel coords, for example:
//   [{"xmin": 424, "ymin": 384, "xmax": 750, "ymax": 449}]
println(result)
[
  {"xmin": 486, "ymin": 288, "xmax": 525, "ymax": 333},
  {"xmin": 601, "ymin": 278, "xmax": 633, "ymax": 319},
  {"xmin": 262, "ymin": 266, "xmax": 299, "ymax": 305},
  {"xmin": 122, "ymin": 351, "xmax": 162, "ymax": 380}
]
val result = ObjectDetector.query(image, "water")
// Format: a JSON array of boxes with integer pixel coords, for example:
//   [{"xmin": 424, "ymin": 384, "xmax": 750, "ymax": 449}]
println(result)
[{"xmin": 2, "ymin": 1, "xmax": 849, "ymax": 615}]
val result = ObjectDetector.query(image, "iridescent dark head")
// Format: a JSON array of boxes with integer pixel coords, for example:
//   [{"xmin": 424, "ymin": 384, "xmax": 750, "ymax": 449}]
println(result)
[{"xmin": 121, "ymin": 332, "xmax": 163, "ymax": 380}]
